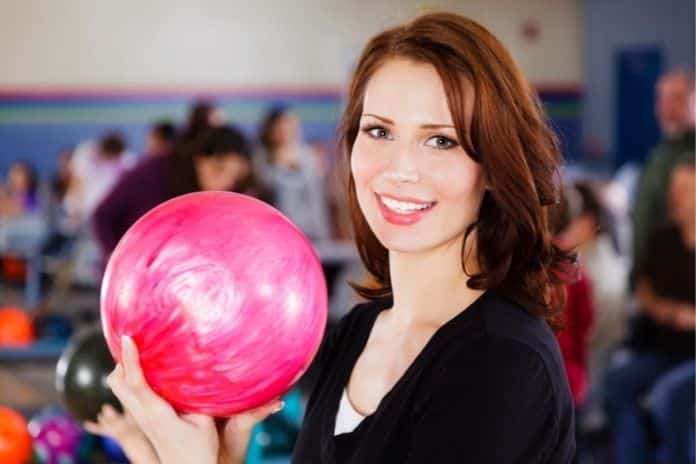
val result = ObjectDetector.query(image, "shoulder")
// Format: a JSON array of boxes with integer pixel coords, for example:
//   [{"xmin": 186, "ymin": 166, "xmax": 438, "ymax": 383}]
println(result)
[
  {"xmin": 414, "ymin": 293, "xmax": 574, "ymax": 457},
  {"xmin": 673, "ymin": 128, "xmax": 695, "ymax": 151},
  {"xmin": 120, "ymin": 151, "xmax": 138, "ymax": 169},
  {"xmin": 71, "ymin": 141, "xmax": 96, "ymax": 171},
  {"xmin": 640, "ymin": 139, "xmax": 675, "ymax": 179},
  {"xmin": 427, "ymin": 291, "xmax": 572, "ymax": 416},
  {"xmin": 134, "ymin": 155, "xmax": 168, "ymax": 172},
  {"xmin": 119, "ymin": 156, "xmax": 169, "ymax": 184},
  {"xmin": 479, "ymin": 291, "xmax": 563, "ymax": 367}
]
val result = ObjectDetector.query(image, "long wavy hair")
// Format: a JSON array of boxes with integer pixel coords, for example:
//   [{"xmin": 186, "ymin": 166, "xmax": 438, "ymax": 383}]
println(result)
[{"xmin": 339, "ymin": 12, "xmax": 575, "ymax": 327}]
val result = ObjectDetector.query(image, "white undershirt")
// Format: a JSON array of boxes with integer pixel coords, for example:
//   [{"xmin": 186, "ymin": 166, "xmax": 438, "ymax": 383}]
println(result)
[{"xmin": 334, "ymin": 389, "xmax": 366, "ymax": 435}]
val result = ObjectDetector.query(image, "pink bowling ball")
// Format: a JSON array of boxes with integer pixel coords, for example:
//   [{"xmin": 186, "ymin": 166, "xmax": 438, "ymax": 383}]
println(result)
[{"xmin": 100, "ymin": 192, "xmax": 327, "ymax": 416}]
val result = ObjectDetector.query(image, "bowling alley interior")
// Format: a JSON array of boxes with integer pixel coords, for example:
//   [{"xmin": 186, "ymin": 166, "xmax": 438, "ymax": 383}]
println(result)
[{"xmin": 1, "ymin": 1, "xmax": 694, "ymax": 463}]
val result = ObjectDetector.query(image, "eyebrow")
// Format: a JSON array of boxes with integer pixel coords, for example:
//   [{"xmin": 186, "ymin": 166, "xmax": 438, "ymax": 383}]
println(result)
[{"xmin": 361, "ymin": 113, "xmax": 455, "ymax": 130}]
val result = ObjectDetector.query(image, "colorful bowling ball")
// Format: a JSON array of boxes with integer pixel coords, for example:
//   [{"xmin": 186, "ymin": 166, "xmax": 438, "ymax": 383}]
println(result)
[
  {"xmin": 101, "ymin": 436, "xmax": 128, "ymax": 463},
  {"xmin": 101, "ymin": 192, "xmax": 327, "ymax": 415},
  {"xmin": 28, "ymin": 409, "xmax": 83, "ymax": 464},
  {"xmin": 0, "ymin": 406, "xmax": 32, "ymax": 464},
  {"xmin": 0, "ymin": 306, "xmax": 34, "ymax": 347},
  {"xmin": 56, "ymin": 327, "xmax": 122, "ymax": 422}
]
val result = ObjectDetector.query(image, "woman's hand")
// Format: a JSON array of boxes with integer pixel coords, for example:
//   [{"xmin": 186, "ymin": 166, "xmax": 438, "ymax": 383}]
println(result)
[
  {"xmin": 106, "ymin": 335, "xmax": 220, "ymax": 464},
  {"xmin": 83, "ymin": 405, "xmax": 160, "ymax": 464},
  {"xmin": 217, "ymin": 399, "xmax": 285, "ymax": 464}
]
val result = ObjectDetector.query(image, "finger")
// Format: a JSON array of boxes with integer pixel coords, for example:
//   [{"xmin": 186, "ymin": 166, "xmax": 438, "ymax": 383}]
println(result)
[
  {"xmin": 119, "ymin": 336, "xmax": 173, "ymax": 414},
  {"xmin": 120, "ymin": 335, "xmax": 147, "ymax": 387},
  {"xmin": 180, "ymin": 413, "xmax": 215, "ymax": 429},
  {"xmin": 255, "ymin": 399, "xmax": 284, "ymax": 415},
  {"xmin": 269, "ymin": 400, "xmax": 285, "ymax": 415},
  {"xmin": 245, "ymin": 400, "xmax": 285, "ymax": 424},
  {"xmin": 107, "ymin": 366, "xmax": 144, "ymax": 417},
  {"xmin": 107, "ymin": 360, "xmax": 177, "ymax": 428},
  {"xmin": 102, "ymin": 403, "xmax": 119, "ymax": 418},
  {"xmin": 83, "ymin": 421, "xmax": 104, "ymax": 435},
  {"xmin": 113, "ymin": 339, "xmax": 173, "ymax": 406},
  {"xmin": 246, "ymin": 397, "xmax": 281, "ymax": 414}
]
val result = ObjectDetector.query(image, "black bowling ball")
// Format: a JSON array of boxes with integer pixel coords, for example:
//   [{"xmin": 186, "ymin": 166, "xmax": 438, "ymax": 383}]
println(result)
[{"xmin": 56, "ymin": 326, "xmax": 122, "ymax": 422}]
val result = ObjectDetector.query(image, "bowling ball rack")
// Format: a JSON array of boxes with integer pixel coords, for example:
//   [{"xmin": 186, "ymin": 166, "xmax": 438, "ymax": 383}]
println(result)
[{"xmin": 0, "ymin": 338, "xmax": 68, "ymax": 362}]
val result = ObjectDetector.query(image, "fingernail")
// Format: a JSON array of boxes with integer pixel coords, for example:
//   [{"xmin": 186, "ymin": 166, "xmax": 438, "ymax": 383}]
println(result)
[{"xmin": 273, "ymin": 401, "xmax": 285, "ymax": 413}]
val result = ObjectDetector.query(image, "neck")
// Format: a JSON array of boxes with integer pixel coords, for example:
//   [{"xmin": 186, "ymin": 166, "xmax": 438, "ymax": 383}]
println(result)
[{"xmin": 388, "ymin": 232, "xmax": 484, "ymax": 329}]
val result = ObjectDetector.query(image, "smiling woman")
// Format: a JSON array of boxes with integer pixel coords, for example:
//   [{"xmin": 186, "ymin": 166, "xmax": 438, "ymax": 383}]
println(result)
[
  {"xmin": 98, "ymin": 11, "xmax": 576, "ymax": 464},
  {"xmin": 341, "ymin": 18, "xmax": 571, "ymax": 317},
  {"xmin": 291, "ymin": 11, "xmax": 576, "ymax": 464}
]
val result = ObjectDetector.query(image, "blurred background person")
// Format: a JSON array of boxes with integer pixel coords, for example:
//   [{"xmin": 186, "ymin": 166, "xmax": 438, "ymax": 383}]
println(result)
[
  {"xmin": 554, "ymin": 184, "xmax": 596, "ymax": 410},
  {"xmin": 94, "ymin": 125, "xmax": 264, "ymax": 257},
  {"xmin": 557, "ymin": 181, "xmax": 629, "ymax": 378},
  {"xmin": 63, "ymin": 132, "xmax": 136, "ymax": 230},
  {"xmin": 0, "ymin": 160, "xmax": 43, "ymax": 280},
  {"xmin": 50, "ymin": 149, "xmax": 73, "ymax": 207},
  {"xmin": 143, "ymin": 120, "xmax": 177, "ymax": 158},
  {"xmin": 40, "ymin": 149, "xmax": 75, "ymax": 257},
  {"xmin": 0, "ymin": 160, "xmax": 40, "ymax": 218},
  {"xmin": 604, "ymin": 157, "xmax": 695, "ymax": 464},
  {"xmin": 46, "ymin": 132, "xmax": 137, "ymax": 292},
  {"xmin": 256, "ymin": 106, "xmax": 331, "ymax": 241},
  {"xmin": 630, "ymin": 70, "xmax": 695, "ymax": 286}
]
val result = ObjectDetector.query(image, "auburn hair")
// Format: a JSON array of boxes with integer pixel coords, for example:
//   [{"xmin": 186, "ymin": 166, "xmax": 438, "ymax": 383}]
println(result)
[{"xmin": 339, "ymin": 12, "xmax": 575, "ymax": 327}]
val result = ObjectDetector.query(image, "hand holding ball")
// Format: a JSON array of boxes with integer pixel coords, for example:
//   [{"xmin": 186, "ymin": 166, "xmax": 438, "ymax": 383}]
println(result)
[{"xmin": 100, "ymin": 192, "xmax": 327, "ymax": 416}]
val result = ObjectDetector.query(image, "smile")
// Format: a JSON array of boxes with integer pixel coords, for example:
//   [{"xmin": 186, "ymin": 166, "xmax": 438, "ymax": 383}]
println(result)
[{"xmin": 376, "ymin": 193, "xmax": 436, "ymax": 226}]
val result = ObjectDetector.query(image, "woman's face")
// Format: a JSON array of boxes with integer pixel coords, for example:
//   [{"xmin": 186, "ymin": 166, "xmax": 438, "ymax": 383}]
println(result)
[
  {"xmin": 555, "ymin": 214, "xmax": 598, "ymax": 251},
  {"xmin": 351, "ymin": 58, "xmax": 486, "ymax": 254},
  {"xmin": 271, "ymin": 112, "xmax": 301, "ymax": 149},
  {"xmin": 8, "ymin": 164, "xmax": 30, "ymax": 192},
  {"xmin": 194, "ymin": 154, "xmax": 250, "ymax": 191}
]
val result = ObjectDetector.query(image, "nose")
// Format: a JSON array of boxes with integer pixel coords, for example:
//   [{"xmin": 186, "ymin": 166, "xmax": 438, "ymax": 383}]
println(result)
[{"xmin": 385, "ymin": 146, "xmax": 420, "ymax": 184}]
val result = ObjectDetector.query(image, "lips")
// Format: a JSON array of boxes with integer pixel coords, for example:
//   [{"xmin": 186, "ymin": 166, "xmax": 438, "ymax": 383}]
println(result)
[{"xmin": 375, "ymin": 193, "xmax": 436, "ymax": 226}]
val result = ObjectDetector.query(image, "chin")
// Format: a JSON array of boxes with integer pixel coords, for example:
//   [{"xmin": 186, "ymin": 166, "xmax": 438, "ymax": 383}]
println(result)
[
  {"xmin": 376, "ymin": 233, "xmax": 435, "ymax": 254},
  {"xmin": 371, "ymin": 222, "xmax": 464, "ymax": 256}
]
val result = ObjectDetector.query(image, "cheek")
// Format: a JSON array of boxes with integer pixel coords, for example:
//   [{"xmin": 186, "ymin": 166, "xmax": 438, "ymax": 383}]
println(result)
[
  {"xmin": 218, "ymin": 164, "xmax": 240, "ymax": 187},
  {"xmin": 350, "ymin": 139, "xmax": 384, "ymax": 189},
  {"xmin": 198, "ymin": 163, "xmax": 229, "ymax": 190},
  {"xmin": 429, "ymin": 157, "xmax": 484, "ymax": 203}
]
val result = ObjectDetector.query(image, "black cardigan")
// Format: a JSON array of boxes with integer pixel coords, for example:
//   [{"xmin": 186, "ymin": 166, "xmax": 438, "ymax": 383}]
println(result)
[{"xmin": 292, "ymin": 290, "xmax": 575, "ymax": 463}]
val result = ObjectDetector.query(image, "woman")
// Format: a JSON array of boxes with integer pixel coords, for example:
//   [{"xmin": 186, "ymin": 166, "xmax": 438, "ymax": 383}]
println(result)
[
  {"xmin": 95, "ymin": 13, "xmax": 576, "ymax": 463},
  {"xmin": 553, "ymin": 184, "xmax": 596, "ymax": 408},
  {"xmin": 0, "ymin": 160, "xmax": 39, "ymax": 217},
  {"xmin": 94, "ymin": 125, "xmax": 263, "ymax": 257},
  {"xmin": 555, "ymin": 181, "xmax": 627, "ymax": 381},
  {"xmin": 0, "ymin": 160, "xmax": 40, "ymax": 280},
  {"xmin": 256, "ymin": 106, "xmax": 332, "ymax": 241}
]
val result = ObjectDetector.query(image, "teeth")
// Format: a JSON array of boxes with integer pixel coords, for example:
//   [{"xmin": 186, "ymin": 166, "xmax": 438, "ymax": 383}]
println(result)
[{"xmin": 380, "ymin": 195, "xmax": 432, "ymax": 213}]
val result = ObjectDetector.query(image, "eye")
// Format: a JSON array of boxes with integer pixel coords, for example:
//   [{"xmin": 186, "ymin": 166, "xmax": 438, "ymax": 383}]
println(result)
[
  {"xmin": 425, "ymin": 135, "xmax": 458, "ymax": 150},
  {"xmin": 361, "ymin": 125, "xmax": 392, "ymax": 140}
]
